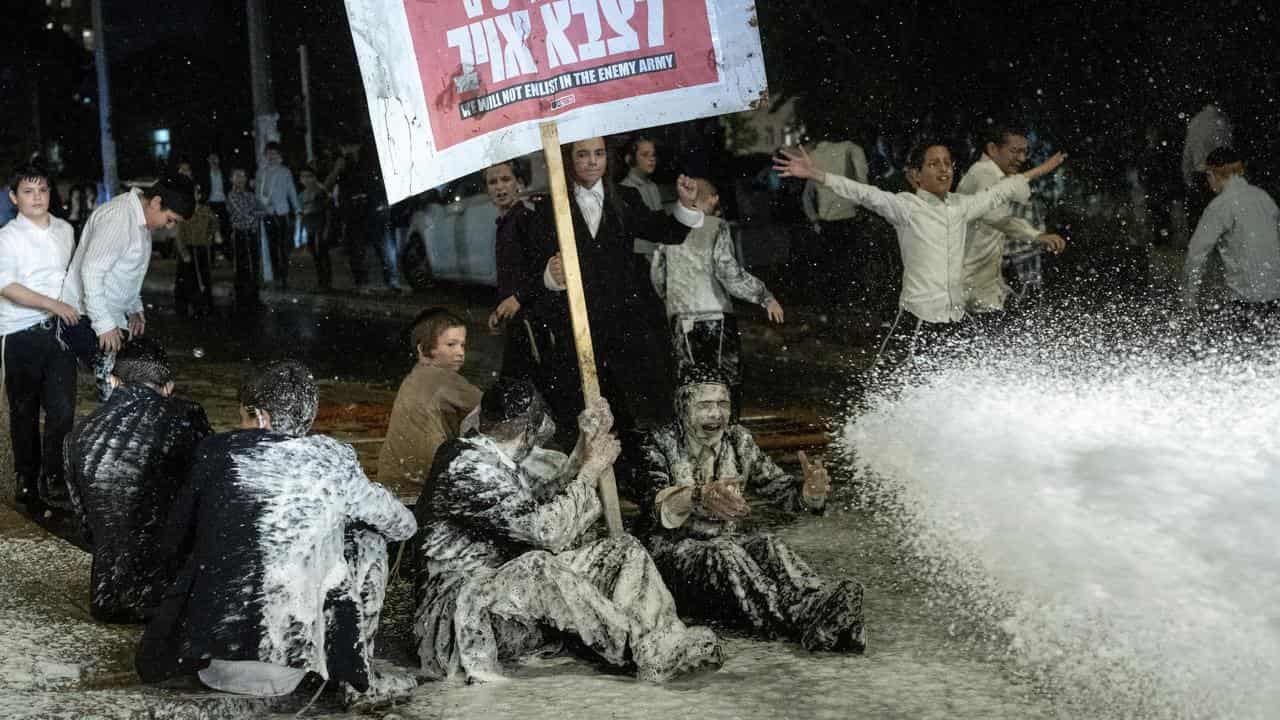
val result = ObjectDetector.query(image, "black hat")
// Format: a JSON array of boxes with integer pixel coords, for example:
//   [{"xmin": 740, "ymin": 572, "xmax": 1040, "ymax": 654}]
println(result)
[
  {"xmin": 480, "ymin": 378, "xmax": 547, "ymax": 429},
  {"xmin": 1204, "ymin": 147, "xmax": 1242, "ymax": 168}
]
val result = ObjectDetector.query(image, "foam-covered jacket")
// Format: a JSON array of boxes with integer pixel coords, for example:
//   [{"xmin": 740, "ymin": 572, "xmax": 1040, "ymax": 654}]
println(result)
[
  {"xmin": 136, "ymin": 430, "xmax": 417, "ymax": 689},
  {"xmin": 634, "ymin": 422, "xmax": 819, "ymax": 540},
  {"xmin": 650, "ymin": 216, "xmax": 774, "ymax": 321},
  {"xmin": 64, "ymin": 383, "xmax": 212, "ymax": 622}
]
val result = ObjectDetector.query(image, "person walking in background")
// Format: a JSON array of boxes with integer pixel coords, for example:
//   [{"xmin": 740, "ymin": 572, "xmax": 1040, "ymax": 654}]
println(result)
[
  {"xmin": 255, "ymin": 142, "xmax": 300, "ymax": 291},
  {"xmin": 328, "ymin": 136, "xmax": 375, "ymax": 292},
  {"xmin": 204, "ymin": 153, "xmax": 230, "ymax": 258},
  {"xmin": 800, "ymin": 129, "xmax": 875, "ymax": 310},
  {"xmin": 956, "ymin": 124, "xmax": 1067, "ymax": 314},
  {"xmin": 226, "ymin": 168, "xmax": 265, "ymax": 310},
  {"xmin": 1182, "ymin": 100, "xmax": 1232, "ymax": 228},
  {"xmin": 298, "ymin": 166, "xmax": 333, "ymax": 291},
  {"xmin": 173, "ymin": 185, "xmax": 219, "ymax": 317}
]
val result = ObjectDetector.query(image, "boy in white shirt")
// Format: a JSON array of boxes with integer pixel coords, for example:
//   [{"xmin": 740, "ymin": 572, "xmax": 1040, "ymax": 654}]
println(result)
[
  {"xmin": 0, "ymin": 164, "xmax": 81, "ymax": 512},
  {"xmin": 60, "ymin": 173, "xmax": 195, "ymax": 399},
  {"xmin": 775, "ymin": 139, "xmax": 1065, "ymax": 361}
]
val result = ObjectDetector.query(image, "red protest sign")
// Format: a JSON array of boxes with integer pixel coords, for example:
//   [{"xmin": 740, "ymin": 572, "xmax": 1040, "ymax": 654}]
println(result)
[{"xmin": 403, "ymin": 0, "xmax": 720, "ymax": 151}]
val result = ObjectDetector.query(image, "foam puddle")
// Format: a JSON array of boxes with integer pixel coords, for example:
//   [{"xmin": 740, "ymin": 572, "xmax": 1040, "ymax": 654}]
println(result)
[{"xmin": 842, "ymin": 315, "xmax": 1280, "ymax": 719}]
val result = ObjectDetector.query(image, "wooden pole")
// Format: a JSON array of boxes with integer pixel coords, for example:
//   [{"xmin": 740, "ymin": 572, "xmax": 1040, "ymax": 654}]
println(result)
[{"xmin": 539, "ymin": 121, "xmax": 624, "ymax": 537}]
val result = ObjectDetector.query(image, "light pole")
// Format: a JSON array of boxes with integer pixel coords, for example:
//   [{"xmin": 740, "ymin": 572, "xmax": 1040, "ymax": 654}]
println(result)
[{"xmin": 91, "ymin": 0, "xmax": 118, "ymax": 198}]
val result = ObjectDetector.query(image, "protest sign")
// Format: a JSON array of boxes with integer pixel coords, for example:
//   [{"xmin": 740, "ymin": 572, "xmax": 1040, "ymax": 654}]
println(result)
[{"xmin": 344, "ymin": 0, "xmax": 767, "ymax": 202}]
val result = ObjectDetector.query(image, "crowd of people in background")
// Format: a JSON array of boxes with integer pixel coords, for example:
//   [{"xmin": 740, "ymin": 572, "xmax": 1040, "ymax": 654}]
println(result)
[{"xmin": 2, "ymin": 96, "xmax": 1278, "ymax": 707}]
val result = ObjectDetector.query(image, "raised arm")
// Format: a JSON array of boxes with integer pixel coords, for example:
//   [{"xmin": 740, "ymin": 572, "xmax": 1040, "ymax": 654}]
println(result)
[
  {"xmin": 732, "ymin": 430, "xmax": 807, "ymax": 512},
  {"xmin": 775, "ymin": 146, "xmax": 911, "ymax": 226},
  {"xmin": 619, "ymin": 175, "xmax": 703, "ymax": 245},
  {"xmin": 439, "ymin": 446, "xmax": 603, "ymax": 553}
]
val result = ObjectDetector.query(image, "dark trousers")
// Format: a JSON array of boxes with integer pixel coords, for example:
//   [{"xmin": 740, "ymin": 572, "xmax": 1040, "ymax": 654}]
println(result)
[
  {"xmin": 264, "ymin": 214, "xmax": 294, "ymax": 289},
  {"xmin": 174, "ymin": 246, "xmax": 214, "ymax": 315},
  {"xmin": 208, "ymin": 202, "xmax": 231, "ymax": 259},
  {"xmin": 343, "ymin": 199, "xmax": 371, "ymax": 287},
  {"xmin": 232, "ymin": 227, "xmax": 262, "ymax": 308},
  {"xmin": 3, "ymin": 320, "xmax": 77, "ymax": 505},
  {"xmin": 302, "ymin": 212, "xmax": 332, "ymax": 289}
]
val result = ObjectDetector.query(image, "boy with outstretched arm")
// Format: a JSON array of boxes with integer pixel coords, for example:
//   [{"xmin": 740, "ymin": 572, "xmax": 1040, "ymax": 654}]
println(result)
[{"xmin": 776, "ymin": 140, "xmax": 1065, "ymax": 360}]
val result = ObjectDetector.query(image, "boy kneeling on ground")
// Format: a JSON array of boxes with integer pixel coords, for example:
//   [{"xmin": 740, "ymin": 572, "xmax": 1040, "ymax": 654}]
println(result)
[
  {"xmin": 64, "ymin": 338, "xmax": 212, "ymax": 623},
  {"xmin": 137, "ymin": 361, "xmax": 418, "ymax": 708},
  {"xmin": 377, "ymin": 308, "xmax": 481, "ymax": 487}
]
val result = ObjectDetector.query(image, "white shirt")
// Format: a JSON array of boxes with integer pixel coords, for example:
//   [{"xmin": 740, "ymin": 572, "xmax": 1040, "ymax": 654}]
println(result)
[
  {"xmin": 207, "ymin": 167, "xmax": 226, "ymax": 203},
  {"xmin": 0, "ymin": 214, "xmax": 75, "ymax": 335},
  {"xmin": 824, "ymin": 173, "xmax": 1032, "ymax": 323},
  {"xmin": 1184, "ymin": 175, "xmax": 1280, "ymax": 306},
  {"xmin": 61, "ymin": 189, "xmax": 151, "ymax": 336},
  {"xmin": 574, "ymin": 179, "xmax": 605, "ymax": 237},
  {"xmin": 956, "ymin": 154, "xmax": 1043, "ymax": 311},
  {"xmin": 256, "ymin": 163, "xmax": 300, "ymax": 216}
]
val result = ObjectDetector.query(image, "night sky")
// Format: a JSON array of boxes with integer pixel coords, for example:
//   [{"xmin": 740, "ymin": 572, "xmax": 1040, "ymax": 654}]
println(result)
[{"xmin": 7, "ymin": 1, "xmax": 1280, "ymax": 190}]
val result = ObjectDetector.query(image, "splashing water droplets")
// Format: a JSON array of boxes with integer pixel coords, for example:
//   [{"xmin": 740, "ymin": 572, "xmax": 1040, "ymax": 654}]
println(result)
[{"xmin": 842, "ymin": 314, "xmax": 1280, "ymax": 719}]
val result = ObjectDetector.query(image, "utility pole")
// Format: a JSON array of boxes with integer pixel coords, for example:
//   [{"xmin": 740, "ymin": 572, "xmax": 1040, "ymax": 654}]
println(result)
[
  {"xmin": 299, "ymin": 44, "xmax": 315, "ymax": 164},
  {"xmin": 91, "ymin": 0, "xmax": 118, "ymax": 197},
  {"xmin": 246, "ymin": 0, "xmax": 279, "ymax": 281},
  {"xmin": 246, "ymin": 0, "xmax": 279, "ymax": 163}
]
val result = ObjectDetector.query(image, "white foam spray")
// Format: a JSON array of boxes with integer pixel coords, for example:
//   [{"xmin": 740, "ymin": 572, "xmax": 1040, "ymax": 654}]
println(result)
[{"xmin": 841, "ymin": 315, "xmax": 1280, "ymax": 719}]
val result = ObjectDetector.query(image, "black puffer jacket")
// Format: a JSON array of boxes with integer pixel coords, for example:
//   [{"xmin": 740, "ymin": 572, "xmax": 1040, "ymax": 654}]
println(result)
[{"xmin": 64, "ymin": 383, "xmax": 212, "ymax": 623}]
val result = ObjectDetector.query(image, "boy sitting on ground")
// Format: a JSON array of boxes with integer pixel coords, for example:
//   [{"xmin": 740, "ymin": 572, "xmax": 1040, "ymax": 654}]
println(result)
[
  {"xmin": 64, "ymin": 338, "xmax": 212, "ymax": 622},
  {"xmin": 377, "ymin": 308, "xmax": 482, "ymax": 487},
  {"xmin": 633, "ymin": 365, "xmax": 865, "ymax": 652},
  {"xmin": 137, "ymin": 361, "xmax": 418, "ymax": 708}
]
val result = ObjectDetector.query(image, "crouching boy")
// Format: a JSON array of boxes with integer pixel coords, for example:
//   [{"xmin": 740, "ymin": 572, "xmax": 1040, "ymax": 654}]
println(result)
[
  {"xmin": 64, "ymin": 338, "xmax": 212, "ymax": 622},
  {"xmin": 136, "ymin": 361, "xmax": 418, "ymax": 708}
]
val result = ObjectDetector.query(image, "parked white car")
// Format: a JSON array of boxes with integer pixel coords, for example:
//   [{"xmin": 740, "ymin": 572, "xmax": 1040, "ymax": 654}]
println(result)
[{"xmin": 400, "ymin": 154, "xmax": 548, "ymax": 290}]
